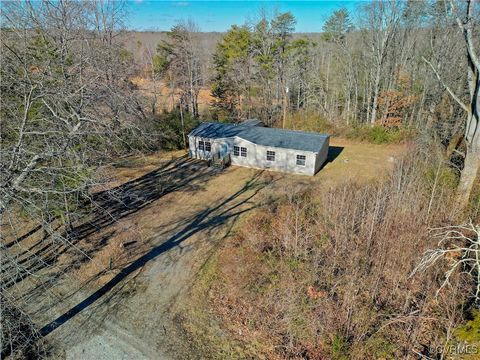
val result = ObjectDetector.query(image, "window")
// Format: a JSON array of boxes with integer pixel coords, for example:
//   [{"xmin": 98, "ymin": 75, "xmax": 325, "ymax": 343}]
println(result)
[
  {"xmin": 233, "ymin": 146, "xmax": 247, "ymax": 157},
  {"xmin": 296, "ymin": 154, "xmax": 306, "ymax": 166},
  {"xmin": 205, "ymin": 141, "xmax": 211, "ymax": 152},
  {"xmin": 266, "ymin": 150, "xmax": 275, "ymax": 161},
  {"xmin": 198, "ymin": 140, "xmax": 204, "ymax": 151}
]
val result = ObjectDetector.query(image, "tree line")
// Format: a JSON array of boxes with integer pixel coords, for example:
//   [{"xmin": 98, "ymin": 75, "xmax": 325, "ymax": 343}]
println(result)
[{"xmin": 147, "ymin": 0, "xmax": 478, "ymax": 207}]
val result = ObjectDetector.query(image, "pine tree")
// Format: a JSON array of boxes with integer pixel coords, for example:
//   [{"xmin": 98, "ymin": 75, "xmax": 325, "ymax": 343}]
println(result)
[{"xmin": 322, "ymin": 8, "xmax": 353, "ymax": 43}]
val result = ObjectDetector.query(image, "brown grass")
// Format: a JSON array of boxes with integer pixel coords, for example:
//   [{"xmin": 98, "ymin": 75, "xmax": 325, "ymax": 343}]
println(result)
[
  {"xmin": 3, "ymin": 138, "xmax": 413, "ymax": 358},
  {"xmin": 130, "ymin": 77, "xmax": 214, "ymax": 113},
  {"xmin": 190, "ymin": 148, "xmax": 474, "ymax": 359}
]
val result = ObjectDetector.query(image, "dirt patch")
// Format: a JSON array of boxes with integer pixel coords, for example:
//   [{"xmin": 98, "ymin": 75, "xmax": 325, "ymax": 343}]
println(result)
[
  {"xmin": 41, "ymin": 159, "xmax": 266, "ymax": 359},
  {"xmin": 10, "ymin": 139, "xmax": 405, "ymax": 359}
]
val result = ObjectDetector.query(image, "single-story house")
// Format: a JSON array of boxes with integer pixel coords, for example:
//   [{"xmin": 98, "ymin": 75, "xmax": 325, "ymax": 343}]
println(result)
[{"xmin": 187, "ymin": 120, "xmax": 330, "ymax": 176}]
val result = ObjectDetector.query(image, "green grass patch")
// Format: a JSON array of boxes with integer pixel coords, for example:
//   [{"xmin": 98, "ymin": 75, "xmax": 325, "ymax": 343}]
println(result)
[
  {"xmin": 331, "ymin": 334, "xmax": 350, "ymax": 360},
  {"xmin": 455, "ymin": 310, "xmax": 480, "ymax": 344}
]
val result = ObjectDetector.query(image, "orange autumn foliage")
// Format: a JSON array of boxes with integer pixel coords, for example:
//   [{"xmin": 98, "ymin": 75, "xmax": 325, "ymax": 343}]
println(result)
[{"xmin": 378, "ymin": 72, "xmax": 418, "ymax": 128}]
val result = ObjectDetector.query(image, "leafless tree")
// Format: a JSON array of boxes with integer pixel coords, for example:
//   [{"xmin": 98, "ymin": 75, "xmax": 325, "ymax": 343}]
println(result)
[
  {"xmin": 423, "ymin": 0, "xmax": 480, "ymax": 207},
  {"xmin": 414, "ymin": 221, "xmax": 480, "ymax": 303},
  {"xmin": 360, "ymin": 0, "xmax": 402, "ymax": 125},
  {"xmin": 0, "ymin": 1, "xmax": 153, "ymax": 355}
]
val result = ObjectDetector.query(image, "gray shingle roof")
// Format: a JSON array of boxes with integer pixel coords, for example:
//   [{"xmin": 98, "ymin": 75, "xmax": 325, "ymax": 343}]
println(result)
[
  {"xmin": 238, "ymin": 126, "xmax": 329, "ymax": 153},
  {"xmin": 188, "ymin": 122, "xmax": 243, "ymax": 138},
  {"xmin": 188, "ymin": 121, "xmax": 329, "ymax": 153}
]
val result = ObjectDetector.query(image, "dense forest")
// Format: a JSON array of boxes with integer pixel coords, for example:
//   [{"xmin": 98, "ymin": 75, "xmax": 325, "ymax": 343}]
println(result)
[{"xmin": 1, "ymin": 0, "xmax": 479, "ymax": 359}]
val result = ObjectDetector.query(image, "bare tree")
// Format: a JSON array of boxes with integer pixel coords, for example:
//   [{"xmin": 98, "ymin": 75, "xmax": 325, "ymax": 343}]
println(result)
[
  {"xmin": 424, "ymin": 0, "xmax": 480, "ymax": 207},
  {"xmin": 361, "ymin": 0, "xmax": 401, "ymax": 125},
  {"xmin": 414, "ymin": 222, "xmax": 480, "ymax": 303},
  {"xmin": 0, "ymin": 1, "xmax": 152, "ymax": 355},
  {"xmin": 1, "ymin": 0, "xmax": 147, "ymax": 215},
  {"xmin": 140, "ymin": 43, "xmax": 163, "ymax": 115}
]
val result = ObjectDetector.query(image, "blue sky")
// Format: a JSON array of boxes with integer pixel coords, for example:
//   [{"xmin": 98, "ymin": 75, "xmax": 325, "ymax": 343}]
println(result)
[{"xmin": 126, "ymin": 1, "xmax": 363, "ymax": 32}]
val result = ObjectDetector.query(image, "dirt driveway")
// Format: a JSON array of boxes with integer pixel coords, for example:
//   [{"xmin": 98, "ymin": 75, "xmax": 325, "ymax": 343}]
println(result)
[
  {"xmin": 35, "ymin": 157, "xmax": 268, "ymax": 359},
  {"xmin": 21, "ymin": 139, "xmax": 404, "ymax": 359}
]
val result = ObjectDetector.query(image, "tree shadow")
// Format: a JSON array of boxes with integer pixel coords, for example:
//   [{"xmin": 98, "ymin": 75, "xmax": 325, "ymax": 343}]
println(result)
[
  {"xmin": 2, "ymin": 156, "xmax": 220, "ymax": 289},
  {"xmin": 39, "ymin": 172, "xmax": 266, "ymax": 337}
]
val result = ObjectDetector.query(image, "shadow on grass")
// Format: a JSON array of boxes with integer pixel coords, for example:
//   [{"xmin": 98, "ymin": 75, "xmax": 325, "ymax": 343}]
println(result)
[
  {"xmin": 2, "ymin": 156, "xmax": 218, "ymax": 289},
  {"xmin": 39, "ymin": 172, "xmax": 266, "ymax": 337}
]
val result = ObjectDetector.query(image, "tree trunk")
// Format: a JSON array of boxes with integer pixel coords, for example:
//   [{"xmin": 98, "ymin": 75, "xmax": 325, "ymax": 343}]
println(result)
[
  {"xmin": 457, "ymin": 142, "xmax": 480, "ymax": 208},
  {"xmin": 370, "ymin": 63, "xmax": 382, "ymax": 125},
  {"xmin": 179, "ymin": 98, "xmax": 187, "ymax": 149}
]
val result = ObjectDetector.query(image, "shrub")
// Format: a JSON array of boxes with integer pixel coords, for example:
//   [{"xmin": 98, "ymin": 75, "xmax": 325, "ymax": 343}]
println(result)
[
  {"xmin": 454, "ymin": 310, "xmax": 480, "ymax": 344},
  {"xmin": 345, "ymin": 124, "xmax": 416, "ymax": 144},
  {"xmin": 285, "ymin": 111, "xmax": 416, "ymax": 144},
  {"xmin": 0, "ymin": 298, "xmax": 43, "ymax": 359},
  {"xmin": 469, "ymin": 181, "xmax": 480, "ymax": 218},
  {"xmin": 285, "ymin": 111, "xmax": 337, "ymax": 135},
  {"xmin": 201, "ymin": 148, "xmax": 473, "ymax": 359},
  {"xmin": 331, "ymin": 335, "xmax": 350, "ymax": 360}
]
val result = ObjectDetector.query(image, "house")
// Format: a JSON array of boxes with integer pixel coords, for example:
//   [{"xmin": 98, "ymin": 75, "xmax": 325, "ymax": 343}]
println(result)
[{"xmin": 187, "ymin": 120, "xmax": 330, "ymax": 176}]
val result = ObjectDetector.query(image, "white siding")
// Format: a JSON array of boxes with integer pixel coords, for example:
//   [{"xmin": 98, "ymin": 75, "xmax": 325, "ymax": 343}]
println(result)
[
  {"xmin": 188, "ymin": 134, "xmax": 329, "ymax": 176},
  {"xmin": 188, "ymin": 135, "xmax": 230, "ymax": 160},
  {"xmin": 229, "ymin": 137, "xmax": 317, "ymax": 175}
]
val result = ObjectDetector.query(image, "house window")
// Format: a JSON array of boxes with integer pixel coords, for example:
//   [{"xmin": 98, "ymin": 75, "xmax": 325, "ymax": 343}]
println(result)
[
  {"xmin": 266, "ymin": 150, "xmax": 275, "ymax": 161},
  {"xmin": 205, "ymin": 141, "xmax": 211, "ymax": 152},
  {"xmin": 240, "ymin": 147, "xmax": 247, "ymax": 157},
  {"xmin": 198, "ymin": 140, "xmax": 204, "ymax": 151},
  {"xmin": 233, "ymin": 146, "xmax": 247, "ymax": 157},
  {"xmin": 296, "ymin": 154, "xmax": 306, "ymax": 166}
]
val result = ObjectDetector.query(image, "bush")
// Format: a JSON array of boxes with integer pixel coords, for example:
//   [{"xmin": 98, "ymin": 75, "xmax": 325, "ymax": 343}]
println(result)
[
  {"xmin": 285, "ymin": 111, "xmax": 416, "ymax": 144},
  {"xmin": 285, "ymin": 111, "xmax": 337, "ymax": 135},
  {"xmin": 469, "ymin": 181, "xmax": 480, "ymax": 219},
  {"xmin": 344, "ymin": 124, "xmax": 416, "ymax": 144},
  {"xmin": 454, "ymin": 310, "xmax": 480, "ymax": 344},
  {"xmin": 1, "ymin": 298, "xmax": 43, "ymax": 359}
]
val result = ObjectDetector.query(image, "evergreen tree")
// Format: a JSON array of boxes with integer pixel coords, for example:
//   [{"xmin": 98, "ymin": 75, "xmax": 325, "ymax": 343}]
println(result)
[
  {"xmin": 211, "ymin": 25, "xmax": 252, "ymax": 119},
  {"xmin": 322, "ymin": 8, "xmax": 353, "ymax": 43}
]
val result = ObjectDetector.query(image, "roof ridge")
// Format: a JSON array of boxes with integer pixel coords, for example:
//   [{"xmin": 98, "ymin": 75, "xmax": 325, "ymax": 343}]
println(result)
[{"xmin": 199, "ymin": 121, "xmax": 248, "ymax": 127}]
